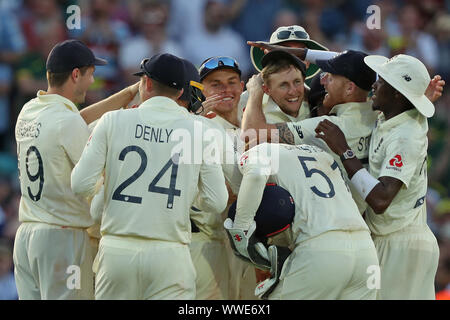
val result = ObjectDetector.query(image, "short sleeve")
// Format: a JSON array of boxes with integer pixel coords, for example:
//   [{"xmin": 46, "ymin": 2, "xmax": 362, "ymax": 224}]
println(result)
[{"xmin": 378, "ymin": 137, "xmax": 421, "ymax": 188}]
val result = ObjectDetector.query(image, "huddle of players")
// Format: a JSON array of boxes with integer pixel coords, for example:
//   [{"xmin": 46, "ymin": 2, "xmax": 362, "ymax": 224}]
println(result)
[{"xmin": 13, "ymin": 24, "xmax": 444, "ymax": 300}]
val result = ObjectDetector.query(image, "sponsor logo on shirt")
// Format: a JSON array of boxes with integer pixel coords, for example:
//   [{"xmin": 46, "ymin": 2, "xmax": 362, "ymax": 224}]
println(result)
[
  {"xmin": 389, "ymin": 154, "xmax": 403, "ymax": 167},
  {"xmin": 386, "ymin": 154, "xmax": 403, "ymax": 171},
  {"xmin": 239, "ymin": 154, "xmax": 249, "ymax": 167}
]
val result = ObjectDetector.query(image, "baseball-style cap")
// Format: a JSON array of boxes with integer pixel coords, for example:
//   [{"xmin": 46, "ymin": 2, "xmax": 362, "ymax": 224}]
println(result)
[
  {"xmin": 250, "ymin": 25, "xmax": 328, "ymax": 79},
  {"xmin": 228, "ymin": 184, "xmax": 295, "ymax": 239},
  {"xmin": 316, "ymin": 50, "xmax": 376, "ymax": 91},
  {"xmin": 364, "ymin": 54, "xmax": 434, "ymax": 118},
  {"xmin": 133, "ymin": 53, "xmax": 185, "ymax": 90},
  {"xmin": 199, "ymin": 56, "xmax": 241, "ymax": 81},
  {"xmin": 308, "ymin": 72, "xmax": 327, "ymax": 108},
  {"xmin": 261, "ymin": 50, "xmax": 306, "ymax": 77},
  {"xmin": 46, "ymin": 39, "xmax": 107, "ymax": 73}
]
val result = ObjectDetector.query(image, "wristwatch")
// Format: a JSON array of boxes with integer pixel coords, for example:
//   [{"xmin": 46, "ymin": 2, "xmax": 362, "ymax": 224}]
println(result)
[{"xmin": 340, "ymin": 149, "xmax": 356, "ymax": 162}]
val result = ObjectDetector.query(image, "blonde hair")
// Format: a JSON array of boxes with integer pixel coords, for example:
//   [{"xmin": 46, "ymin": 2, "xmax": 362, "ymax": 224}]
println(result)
[{"xmin": 261, "ymin": 59, "xmax": 302, "ymax": 86}]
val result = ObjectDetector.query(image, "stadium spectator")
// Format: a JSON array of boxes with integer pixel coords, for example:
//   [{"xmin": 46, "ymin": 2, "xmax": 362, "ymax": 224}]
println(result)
[
  {"xmin": 118, "ymin": 0, "xmax": 183, "ymax": 85},
  {"xmin": 181, "ymin": 0, "xmax": 252, "ymax": 77}
]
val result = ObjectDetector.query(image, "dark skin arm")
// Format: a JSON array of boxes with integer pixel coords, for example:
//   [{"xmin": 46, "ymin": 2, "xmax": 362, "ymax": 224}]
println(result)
[
  {"xmin": 314, "ymin": 119, "xmax": 403, "ymax": 214},
  {"xmin": 247, "ymin": 41, "xmax": 307, "ymax": 60}
]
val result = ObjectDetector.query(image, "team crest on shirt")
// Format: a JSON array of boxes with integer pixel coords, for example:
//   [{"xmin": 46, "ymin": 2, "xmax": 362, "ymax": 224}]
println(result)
[
  {"xmin": 387, "ymin": 154, "xmax": 403, "ymax": 171},
  {"xmin": 239, "ymin": 154, "xmax": 249, "ymax": 167}
]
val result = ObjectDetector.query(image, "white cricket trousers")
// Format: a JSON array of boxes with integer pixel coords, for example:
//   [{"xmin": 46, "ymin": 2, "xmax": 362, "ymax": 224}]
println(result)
[
  {"xmin": 372, "ymin": 225, "xmax": 439, "ymax": 300},
  {"xmin": 94, "ymin": 235, "xmax": 196, "ymax": 300},
  {"xmin": 13, "ymin": 222, "xmax": 95, "ymax": 300},
  {"xmin": 269, "ymin": 229, "xmax": 379, "ymax": 300}
]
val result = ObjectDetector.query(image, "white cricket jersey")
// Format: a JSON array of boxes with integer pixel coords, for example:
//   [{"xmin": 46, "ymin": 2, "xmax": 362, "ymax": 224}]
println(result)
[
  {"xmin": 235, "ymin": 143, "xmax": 369, "ymax": 245},
  {"xmin": 71, "ymin": 96, "xmax": 228, "ymax": 244},
  {"xmin": 286, "ymin": 101, "xmax": 378, "ymax": 214},
  {"xmin": 238, "ymin": 91, "xmax": 311, "ymax": 124},
  {"xmin": 188, "ymin": 115, "xmax": 242, "ymax": 240},
  {"xmin": 15, "ymin": 90, "xmax": 93, "ymax": 227},
  {"xmin": 365, "ymin": 109, "xmax": 429, "ymax": 236}
]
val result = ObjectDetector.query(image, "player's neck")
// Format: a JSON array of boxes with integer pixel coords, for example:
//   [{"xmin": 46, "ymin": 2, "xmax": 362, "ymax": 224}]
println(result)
[
  {"xmin": 215, "ymin": 108, "xmax": 239, "ymax": 127},
  {"xmin": 47, "ymin": 86, "xmax": 76, "ymax": 104}
]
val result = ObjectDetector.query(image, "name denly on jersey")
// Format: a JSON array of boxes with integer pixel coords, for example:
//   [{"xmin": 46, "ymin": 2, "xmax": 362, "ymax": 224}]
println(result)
[{"xmin": 134, "ymin": 124, "xmax": 174, "ymax": 143}]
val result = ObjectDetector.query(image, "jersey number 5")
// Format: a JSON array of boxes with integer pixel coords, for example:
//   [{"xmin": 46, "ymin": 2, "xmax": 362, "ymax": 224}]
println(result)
[
  {"xmin": 112, "ymin": 146, "xmax": 181, "ymax": 209},
  {"xmin": 298, "ymin": 156, "xmax": 339, "ymax": 199}
]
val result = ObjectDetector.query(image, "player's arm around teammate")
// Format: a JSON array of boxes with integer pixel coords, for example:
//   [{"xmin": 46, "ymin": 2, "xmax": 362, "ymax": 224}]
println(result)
[{"xmin": 315, "ymin": 54, "xmax": 440, "ymax": 299}]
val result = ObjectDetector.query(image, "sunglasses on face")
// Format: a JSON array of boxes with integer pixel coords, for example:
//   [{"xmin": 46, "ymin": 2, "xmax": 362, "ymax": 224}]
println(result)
[
  {"xmin": 276, "ymin": 30, "xmax": 309, "ymax": 40},
  {"xmin": 199, "ymin": 56, "xmax": 241, "ymax": 77}
]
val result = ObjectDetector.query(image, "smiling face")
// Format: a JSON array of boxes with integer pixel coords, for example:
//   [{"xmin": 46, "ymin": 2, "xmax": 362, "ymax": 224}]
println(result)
[
  {"xmin": 263, "ymin": 65, "xmax": 304, "ymax": 117},
  {"xmin": 201, "ymin": 68, "xmax": 244, "ymax": 114},
  {"xmin": 321, "ymin": 72, "xmax": 348, "ymax": 108}
]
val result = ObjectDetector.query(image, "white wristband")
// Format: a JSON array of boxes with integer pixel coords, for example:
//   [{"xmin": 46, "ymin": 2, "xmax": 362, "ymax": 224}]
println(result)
[
  {"xmin": 350, "ymin": 168, "xmax": 380, "ymax": 200},
  {"xmin": 305, "ymin": 49, "xmax": 338, "ymax": 64}
]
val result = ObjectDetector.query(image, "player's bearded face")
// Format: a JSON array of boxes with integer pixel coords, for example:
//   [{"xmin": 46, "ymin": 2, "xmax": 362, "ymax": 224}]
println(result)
[
  {"xmin": 322, "ymin": 73, "xmax": 346, "ymax": 108},
  {"xmin": 202, "ymin": 70, "xmax": 244, "ymax": 113},
  {"xmin": 265, "ymin": 66, "xmax": 304, "ymax": 117}
]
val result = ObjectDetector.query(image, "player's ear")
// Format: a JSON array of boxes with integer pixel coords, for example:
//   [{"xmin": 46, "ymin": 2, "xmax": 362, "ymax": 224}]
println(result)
[
  {"xmin": 175, "ymin": 88, "xmax": 184, "ymax": 101},
  {"xmin": 71, "ymin": 68, "xmax": 80, "ymax": 83},
  {"xmin": 145, "ymin": 76, "xmax": 152, "ymax": 92},
  {"xmin": 262, "ymin": 83, "xmax": 270, "ymax": 95}
]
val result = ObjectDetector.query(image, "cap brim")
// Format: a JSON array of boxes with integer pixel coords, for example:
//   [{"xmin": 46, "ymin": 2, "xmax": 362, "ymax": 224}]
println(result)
[
  {"xmin": 94, "ymin": 57, "xmax": 108, "ymax": 66},
  {"xmin": 364, "ymin": 55, "xmax": 435, "ymax": 118},
  {"xmin": 133, "ymin": 71, "xmax": 145, "ymax": 77},
  {"xmin": 315, "ymin": 59, "xmax": 340, "ymax": 75}
]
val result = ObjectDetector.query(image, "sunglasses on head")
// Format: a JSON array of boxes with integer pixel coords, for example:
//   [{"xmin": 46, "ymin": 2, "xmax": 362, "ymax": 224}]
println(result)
[
  {"xmin": 276, "ymin": 30, "xmax": 309, "ymax": 40},
  {"xmin": 199, "ymin": 56, "xmax": 241, "ymax": 78}
]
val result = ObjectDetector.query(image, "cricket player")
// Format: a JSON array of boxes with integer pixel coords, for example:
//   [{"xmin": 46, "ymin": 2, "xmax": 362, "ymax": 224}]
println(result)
[
  {"xmin": 225, "ymin": 143, "xmax": 379, "ymax": 299},
  {"xmin": 186, "ymin": 55, "xmax": 257, "ymax": 300},
  {"xmin": 13, "ymin": 39, "xmax": 139, "ymax": 300},
  {"xmin": 71, "ymin": 53, "xmax": 228, "ymax": 300},
  {"xmin": 236, "ymin": 25, "xmax": 329, "ymax": 124},
  {"xmin": 315, "ymin": 54, "xmax": 440, "ymax": 299},
  {"xmin": 242, "ymin": 50, "xmax": 377, "ymax": 215},
  {"xmin": 179, "ymin": 57, "xmax": 238, "ymax": 300}
]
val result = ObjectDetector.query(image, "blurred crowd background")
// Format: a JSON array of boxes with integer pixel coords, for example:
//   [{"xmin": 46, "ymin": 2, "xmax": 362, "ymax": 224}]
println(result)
[{"xmin": 0, "ymin": 0, "xmax": 449, "ymax": 300}]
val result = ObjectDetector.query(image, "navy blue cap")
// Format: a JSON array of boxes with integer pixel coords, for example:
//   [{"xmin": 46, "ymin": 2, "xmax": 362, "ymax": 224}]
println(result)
[
  {"xmin": 46, "ymin": 39, "xmax": 107, "ymax": 73},
  {"xmin": 316, "ymin": 50, "xmax": 376, "ymax": 91},
  {"xmin": 228, "ymin": 184, "xmax": 295, "ymax": 238},
  {"xmin": 261, "ymin": 50, "xmax": 306, "ymax": 77},
  {"xmin": 308, "ymin": 72, "xmax": 326, "ymax": 107},
  {"xmin": 180, "ymin": 58, "xmax": 201, "ymax": 102},
  {"xmin": 133, "ymin": 53, "xmax": 185, "ymax": 90}
]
